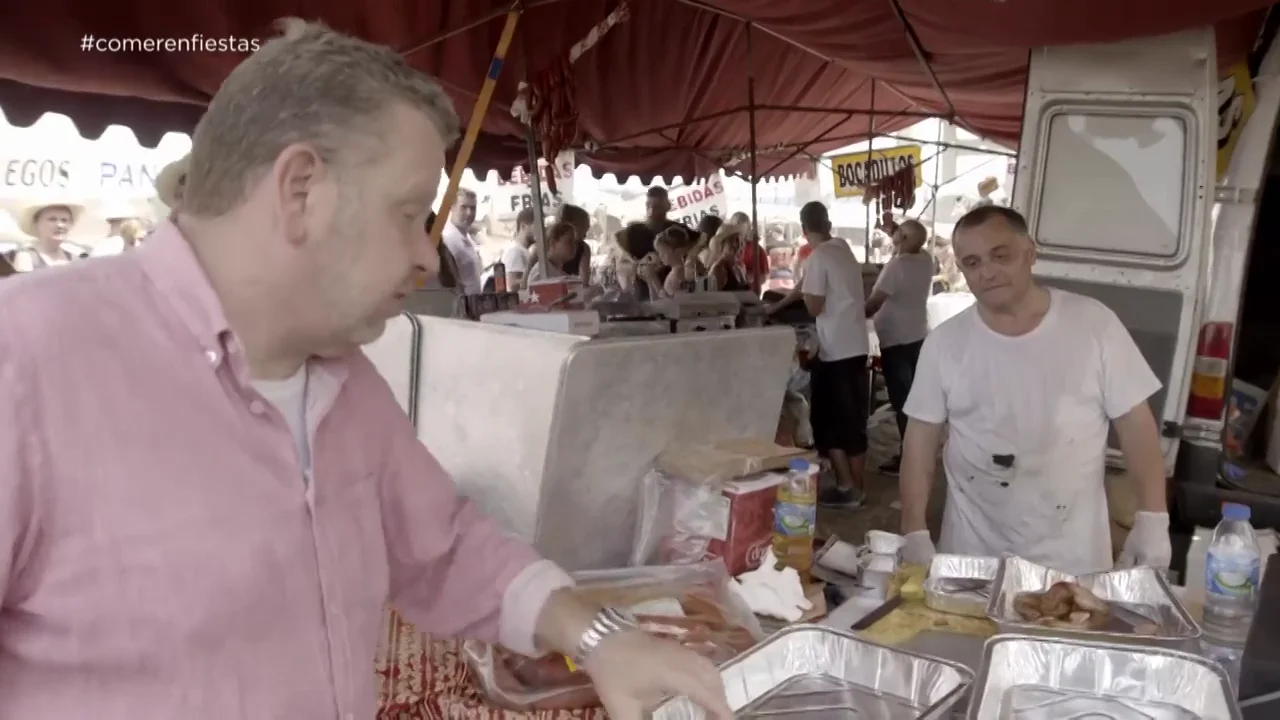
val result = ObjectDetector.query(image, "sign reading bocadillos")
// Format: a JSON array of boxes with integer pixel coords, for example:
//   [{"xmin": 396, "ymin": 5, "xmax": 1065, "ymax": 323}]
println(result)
[{"xmin": 829, "ymin": 145, "xmax": 923, "ymax": 199}]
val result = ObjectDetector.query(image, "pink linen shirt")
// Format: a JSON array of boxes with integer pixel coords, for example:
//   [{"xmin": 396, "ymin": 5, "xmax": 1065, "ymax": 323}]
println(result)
[{"xmin": 0, "ymin": 223, "xmax": 573, "ymax": 718}]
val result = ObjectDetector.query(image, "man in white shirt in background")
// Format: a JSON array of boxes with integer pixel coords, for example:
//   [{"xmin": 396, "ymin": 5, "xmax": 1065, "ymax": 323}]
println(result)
[
  {"xmin": 502, "ymin": 208, "xmax": 536, "ymax": 289},
  {"xmin": 441, "ymin": 188, "xmax": 482, "ymax": 294},
  {"xmin": 898, "ymin": 205, "xmax": 1172, "ymax": 574},
  {"xmin": 865, "ymin": 219, "xmax": 934, "ymax": 475},
  {"xmin": 797, "ymin": 201, "xmax": 871, "ymax": 508}
]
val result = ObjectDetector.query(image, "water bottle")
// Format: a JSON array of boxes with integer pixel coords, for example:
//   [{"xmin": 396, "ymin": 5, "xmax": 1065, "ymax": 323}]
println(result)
[
  {"xmin": 1203, "ymin": 502, "xmax": 1261, "ymax": 645},
  {"xmin": 773, "ymin": 458, "xmax": 819, "ymax": 577}
]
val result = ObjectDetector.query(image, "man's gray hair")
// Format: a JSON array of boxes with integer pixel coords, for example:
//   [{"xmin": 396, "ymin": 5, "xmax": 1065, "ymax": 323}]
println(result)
[
  {"xmin": 456, "ymin": 188, "xmax": 478, "ymax": 203},
  {"xmin": 183, "ymin": 18, "xmax": 461, "ymax": 216}
]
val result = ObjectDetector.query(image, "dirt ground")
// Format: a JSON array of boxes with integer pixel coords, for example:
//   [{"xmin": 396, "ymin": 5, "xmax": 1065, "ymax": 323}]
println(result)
[{"xmin": 816, "ymin": 412, "xmax": 947, "ymax": 543}]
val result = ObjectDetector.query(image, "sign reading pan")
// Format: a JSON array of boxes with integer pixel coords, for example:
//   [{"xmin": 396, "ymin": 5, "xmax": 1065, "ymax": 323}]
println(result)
[{"xmin": 830, "ymin": 145, "xmax": 924, "ymax": 199}]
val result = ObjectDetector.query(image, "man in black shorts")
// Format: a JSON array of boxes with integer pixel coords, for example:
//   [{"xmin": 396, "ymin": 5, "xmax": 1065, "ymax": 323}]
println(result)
[{"xmin": 798, "ymin": 202, "xmax": 871, "ymax": 507}]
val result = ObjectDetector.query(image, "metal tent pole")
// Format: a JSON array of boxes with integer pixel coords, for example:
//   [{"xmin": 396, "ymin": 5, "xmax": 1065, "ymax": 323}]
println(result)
[
  {"xmin": 864, "ymin": 80, "xmax": 876, "ymax": 256},
  {"xmin": 745, "ymin": 21, "xmax": 760, "ymax": 291},
  {"xmin": 523, "ymin": 74, "xmax": 549, "ymax": 279},
  {"xmin": 930, "ymin": 118, "xmax": 942, "ymax": 250}
]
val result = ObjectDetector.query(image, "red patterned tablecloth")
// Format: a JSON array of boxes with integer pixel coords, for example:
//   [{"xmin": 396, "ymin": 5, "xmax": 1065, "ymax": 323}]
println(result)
[{"xmin": 375, "ymin": 610, "xmax": 608, "ymax": 720}]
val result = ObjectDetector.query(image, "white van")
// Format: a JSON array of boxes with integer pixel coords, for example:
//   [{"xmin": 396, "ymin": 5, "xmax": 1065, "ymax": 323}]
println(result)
[{"xmin": 1011, "ymin": 21, "xmax": 1280, "ymax": 547}]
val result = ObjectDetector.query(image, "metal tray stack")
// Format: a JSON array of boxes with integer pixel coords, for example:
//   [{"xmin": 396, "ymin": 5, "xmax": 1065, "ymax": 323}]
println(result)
[
  {"xmin": 651, "ymin": 624, "xmax": 974, "ymax": 719},
  {"xmin": 985, "ymin": 555, "xmax": 1202, "ymax": 650},
  {"xmin": 967, "ymin": 635, "xmax": 1242, "ymax": 719},
  {"xmin": 924, "ymin": 554, "xmax": 999, "ymax": 618}
]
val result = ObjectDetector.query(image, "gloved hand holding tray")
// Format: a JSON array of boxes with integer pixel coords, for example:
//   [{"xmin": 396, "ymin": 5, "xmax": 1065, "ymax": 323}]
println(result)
[{"xmin": 985, "ymin": 555, "xmax": 1201, "ymax": 650}]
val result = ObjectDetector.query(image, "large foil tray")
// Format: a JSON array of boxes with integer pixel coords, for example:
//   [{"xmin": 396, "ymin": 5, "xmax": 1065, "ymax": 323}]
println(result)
[
  {"xmin": 651, "ymin": 624, "xmax": 973, "ymax": 719},
  {"xmin": 985, "ymin": 555, "xmax": 1201, "ymax": 650},
  {"xmin": 967, "ymin": 634, "xmax": 1241, "ymax": 720}
]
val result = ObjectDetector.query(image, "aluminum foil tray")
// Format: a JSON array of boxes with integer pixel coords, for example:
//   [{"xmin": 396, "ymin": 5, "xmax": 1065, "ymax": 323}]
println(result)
[
  {"xmin": 967, "ymin": 635, "xmax": 1241, "ymax": 720},
  {"xmin": 985, "ymin": 555, "xmax": 1201, "ymax": 649},
  {"xmin": 925, "ymin": 554, "xmax": 999, "ymax": 618},
  {"xmin": 651, "ymin": 624, "xmax": 973, "ymax": 720}
]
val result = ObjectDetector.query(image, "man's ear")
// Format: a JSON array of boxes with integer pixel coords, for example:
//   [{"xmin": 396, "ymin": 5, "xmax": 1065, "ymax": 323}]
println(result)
[{"xmin": 271, "ymin": 143, "xmax": 324, "ymax": 247}]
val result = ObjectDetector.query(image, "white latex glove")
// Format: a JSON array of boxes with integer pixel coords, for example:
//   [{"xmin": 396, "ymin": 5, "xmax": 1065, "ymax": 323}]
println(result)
[
  {"xmin": 1117, "ymin": 510, "xmax": 1172, "ymax": 570},
  {"xmin": 902, "ymin": 529, "xmax": 937, "ymax": 566}
]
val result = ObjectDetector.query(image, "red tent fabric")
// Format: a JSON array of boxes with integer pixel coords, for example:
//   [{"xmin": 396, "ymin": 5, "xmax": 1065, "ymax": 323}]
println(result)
[{"xmin": 0, "ymin": 1, "xmax": 1271, "ymax": 181}]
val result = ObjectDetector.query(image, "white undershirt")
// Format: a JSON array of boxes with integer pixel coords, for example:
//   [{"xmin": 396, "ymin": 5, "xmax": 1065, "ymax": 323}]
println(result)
[{"xmin": 252, "ymin": 367, "xmax": 311, "ymax": 483}]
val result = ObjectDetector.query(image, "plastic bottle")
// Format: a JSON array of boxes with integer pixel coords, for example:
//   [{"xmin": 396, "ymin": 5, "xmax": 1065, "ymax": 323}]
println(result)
[
  {"xmin": 1203, "ymin": 502, "xmax": 1261, "ymax": 645},
  {"xmin": 773, "ymin": 458, "xmax": 819, "ymax": 576}
]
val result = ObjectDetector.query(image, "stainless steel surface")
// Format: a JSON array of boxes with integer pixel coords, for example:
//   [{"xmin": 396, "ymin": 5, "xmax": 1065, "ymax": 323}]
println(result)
[
  {"xmin": 986, "ymin": 555, "xmax": 1202, "ymax": 650},
  {"xmin": 851, "ymin": 596, "xmax": 904, "ymax": 631},
  {"xmin": 903, "ymin": 631, "xmax": 987, "ymax": 673},
  {"xmin": 647, "ymin": 293, "xmax": 743, "ymax": 320},
  {"xmin": 925, "ymin": 555, "xmax": 999, "ymax": 618},
  {"xmin": 652, "ymin": 624, "xmax": 973, "ymax": 720},
  {"xmin": 967, "ymin": 635, "xmax": 1242, "ymax": 720},
  {"xmin": 404, "ymin": 319, "xmax": 795, "ymax": 571}
]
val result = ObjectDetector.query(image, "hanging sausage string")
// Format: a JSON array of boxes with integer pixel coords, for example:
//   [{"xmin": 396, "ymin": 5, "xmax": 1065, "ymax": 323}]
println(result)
[{"xmin": 510, "ymin": 1, "xmax": 630, "ymax": 194}]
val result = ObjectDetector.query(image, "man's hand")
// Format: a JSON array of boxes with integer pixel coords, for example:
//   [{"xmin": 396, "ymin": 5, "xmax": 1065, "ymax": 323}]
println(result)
[
  {"xmin": 902, "ymin": 529, "xmax": 936, "ymax": 566},
  {"xmin": 583, "ymin": 630, "xmax": 732, "ymax": 720},
  {"xmin": 1117, "ymin": 510, "xmax": 1171, "ymax": 570}
]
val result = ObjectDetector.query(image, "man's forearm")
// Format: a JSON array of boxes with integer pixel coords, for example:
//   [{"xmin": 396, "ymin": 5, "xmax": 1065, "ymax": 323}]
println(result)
[
  {"xmin": 533, "ymin": 587, "xmax": 599, "ymax": 656},
  {"xmin": 1114, "ymin": 405, "xmax": 1168, "ymax": 513},
  {"xmin": 899, "ymin": 421, "xmax": 942, "ymax": 532}
]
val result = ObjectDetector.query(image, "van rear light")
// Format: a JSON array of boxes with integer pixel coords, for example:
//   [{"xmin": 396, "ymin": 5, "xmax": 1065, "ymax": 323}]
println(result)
[{"xmin": 1186, "ymin": 322, "xmax": 1233, "ymax": 420}]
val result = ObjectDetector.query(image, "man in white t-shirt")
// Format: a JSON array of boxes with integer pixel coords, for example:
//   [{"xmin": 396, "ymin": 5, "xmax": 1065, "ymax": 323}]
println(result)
[
  {"xmin": 865, "ymin": 219, "xmax": 934, "ymax": 475},
  {"xmin": 797, "ymin": 201, "xmax": 871, "ymax": 508},
  {"xmin": 898, "ymin": 206, "xmax": 1171, "ymax": 575},
  {"xmin": 502, "ymin": 208, "xmax": 536, "ymax": 289},
  {"xmin": 441, "ymin": 188, "xmax": 482, "ymax": 294}
]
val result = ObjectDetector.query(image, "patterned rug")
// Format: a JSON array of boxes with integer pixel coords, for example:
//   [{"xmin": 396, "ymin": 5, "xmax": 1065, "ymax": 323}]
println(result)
[{"xmin": 375, "ymin": 609, "xmax": 608, "ymax": 720}]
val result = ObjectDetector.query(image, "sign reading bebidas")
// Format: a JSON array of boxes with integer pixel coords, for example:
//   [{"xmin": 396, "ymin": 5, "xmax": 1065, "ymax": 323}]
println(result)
[{"xmin": 829, "ymin": 145, "xmax": 923, "ymax": 199}]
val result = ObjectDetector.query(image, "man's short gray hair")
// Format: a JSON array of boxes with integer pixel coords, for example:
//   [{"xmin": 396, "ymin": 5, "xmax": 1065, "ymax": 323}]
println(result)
[
  {"xmin": 183, "ymin": 18, "xmax": 461, "ymax": 216},
  {"xmin": 456, "ymin": 188, "xmax": 478, "ymax": 203}
]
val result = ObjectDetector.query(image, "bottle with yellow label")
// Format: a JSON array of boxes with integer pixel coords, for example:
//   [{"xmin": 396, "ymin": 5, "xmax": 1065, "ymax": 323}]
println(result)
[{"xmin": 773, "ymin": 458, "xmax": 818, "ymax": 576}]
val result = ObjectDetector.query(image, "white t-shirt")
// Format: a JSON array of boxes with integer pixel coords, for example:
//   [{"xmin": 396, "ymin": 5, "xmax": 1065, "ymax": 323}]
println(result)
[
  {"xmin": 801, "ymin": 239, "xmax": 870, "ymax": 361},
  {"xmin": 502, "ymin": 242, "xmax": 530, "ymax": 276},
  {"xmin": 253, "ymin": 368, "xmax": 312, "ymax": 485},
  {"xmin": 871, "ymin": 252, "xmax": 933, "ymax": 348},
  {"xmin": 442, "ymin": 222, "xmax": 483, "ymax": 294},
  {"xmin": 904, "ymin": 289, "xmax": 1161, "ymax": 574}
]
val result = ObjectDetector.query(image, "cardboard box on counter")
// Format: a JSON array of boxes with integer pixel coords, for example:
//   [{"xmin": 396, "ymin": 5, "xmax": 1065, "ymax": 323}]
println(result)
[{"xmin": 656, "ymin": 437, "xmax": 816, "ymax": 485}]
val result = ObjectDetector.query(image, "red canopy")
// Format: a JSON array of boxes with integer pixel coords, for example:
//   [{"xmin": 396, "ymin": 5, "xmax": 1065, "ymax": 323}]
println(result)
[{"xmin": 0, "ymin": 0, "xmax": 1271, "ymax": 181}]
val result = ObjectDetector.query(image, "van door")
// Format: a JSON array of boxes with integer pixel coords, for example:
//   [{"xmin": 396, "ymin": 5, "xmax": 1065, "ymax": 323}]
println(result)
[{"xmin": 1011, "ymin": 28, "xmax": 1217, "ymax": 473}]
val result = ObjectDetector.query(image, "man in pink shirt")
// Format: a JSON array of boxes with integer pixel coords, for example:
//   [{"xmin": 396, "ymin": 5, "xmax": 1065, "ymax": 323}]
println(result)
[{"xmin": 0, "ymin": 20, "xmax": 730, "ymax": 720}]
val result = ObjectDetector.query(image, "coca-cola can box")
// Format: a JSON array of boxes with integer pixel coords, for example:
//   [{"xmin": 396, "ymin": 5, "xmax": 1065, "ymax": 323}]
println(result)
[
  {"xmin": 666, "ymin": 473, "xmax": 789, "ymax": 576},
  {"xmin": 526, "ymin": 277, "xmax": 583, "ymax": 309}
]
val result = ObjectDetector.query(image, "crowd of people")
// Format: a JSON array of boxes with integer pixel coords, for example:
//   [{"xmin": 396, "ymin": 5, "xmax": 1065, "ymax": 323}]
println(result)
[
  {"xmin": 0, "ymin": 156, "xmax": 188, "ymax": 277},
  {"xmin": 0, "ymin": 16, "xmax": 1176, "ymax": 720}
]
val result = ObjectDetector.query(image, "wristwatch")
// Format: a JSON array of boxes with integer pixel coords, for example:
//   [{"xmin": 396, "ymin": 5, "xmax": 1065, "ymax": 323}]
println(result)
[{"xmin": 573, "ymin": 607, "xmax": 638, "ymax": 663}]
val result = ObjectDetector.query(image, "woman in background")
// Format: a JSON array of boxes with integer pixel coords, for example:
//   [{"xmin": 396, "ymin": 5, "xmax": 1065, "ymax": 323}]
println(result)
[
  {"xmin": 526, "ymin": 222, "xmax": 580, "ymax": 284},
  {"xmin": 727, "ymin": 211, "xmax": 769, "ymax": 294},
  {"xmin": 640, "ymin": 225, "xmax": 700, "ymax": 299},
  {"xmin": 706, "ymin": 226, "xmax": 749, "ymax": 292}
]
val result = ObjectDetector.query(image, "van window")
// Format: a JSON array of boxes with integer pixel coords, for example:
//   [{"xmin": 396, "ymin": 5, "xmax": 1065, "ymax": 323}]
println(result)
[{"xmin": 1036, "ymin": 114, "xmax": 1187, "ymax": 258}]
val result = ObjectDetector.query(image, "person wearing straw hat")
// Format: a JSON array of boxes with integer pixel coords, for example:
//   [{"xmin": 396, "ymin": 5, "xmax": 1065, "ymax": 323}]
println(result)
[
  {"xmin": 8, "ymin": 200, "xmax": 87, "ymax": 272},
  {"xmin": 154, "ymin": 154, "xmax": 189, "ymax": 211},
  {"xmin": 92, "ymin": 200, "xmax": 140, "ymax": 256},
  {"xmin": 0, "ymin": 20, "xmax": 731, "ymax": 720}
]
